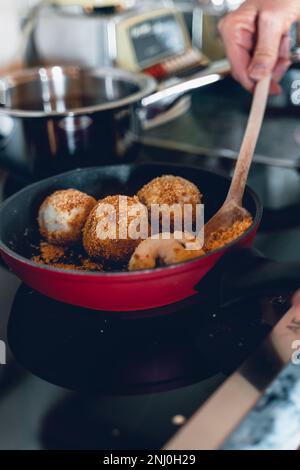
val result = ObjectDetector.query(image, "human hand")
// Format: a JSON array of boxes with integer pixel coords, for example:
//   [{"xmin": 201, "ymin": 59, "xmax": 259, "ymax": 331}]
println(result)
[{"xmin": 218, "ymin": 0, "xmax": 300, "ymax": 94}]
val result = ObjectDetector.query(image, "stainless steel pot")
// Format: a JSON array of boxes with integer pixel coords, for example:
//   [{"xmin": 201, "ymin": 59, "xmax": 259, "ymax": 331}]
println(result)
[{"xmin": 0, "ymin": 62, "xmax": 229, "ymax": 181}]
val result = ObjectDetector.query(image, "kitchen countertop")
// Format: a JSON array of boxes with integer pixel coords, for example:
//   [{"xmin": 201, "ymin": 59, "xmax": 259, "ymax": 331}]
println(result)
[
  {"xmin": 223, "ymin": 363, "xmax": 300, "ymax": 450},
  {"xmin": 141, "ymin": 75, "xmax": 300, "ymax": 167}
]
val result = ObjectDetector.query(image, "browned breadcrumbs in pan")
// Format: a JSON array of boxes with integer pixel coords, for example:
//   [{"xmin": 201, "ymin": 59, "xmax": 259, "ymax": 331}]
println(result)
[
  {"xmin": 205, "ymin": 216, "xmax": 253, "ymax": 252},
  {"xmin": 32, "ymin": 217, "xmax": 253, "ymax": 271},
  {"xmin": 80, "ymin": 258, "xmax": 104, "ymax": 271},
  {"xmin": 36, "ymin": 261, "xmax": 83, "ymax": 271},
  {"xmin": 31, "ymin": 173, "xmax": 254, "ymax": 272},
  {"xmin": 39, "ymin": 242, "xmax": 66, "ymax": 263},
  {"xmin": 32, "ymin": 242, "xmax": 103, "ymax": 272}
]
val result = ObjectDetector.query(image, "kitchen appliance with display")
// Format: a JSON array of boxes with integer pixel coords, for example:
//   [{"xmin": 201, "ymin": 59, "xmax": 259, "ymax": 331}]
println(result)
[{"xmin": 28, "ymin": 0, "xmax": 208, "ymax": 79}]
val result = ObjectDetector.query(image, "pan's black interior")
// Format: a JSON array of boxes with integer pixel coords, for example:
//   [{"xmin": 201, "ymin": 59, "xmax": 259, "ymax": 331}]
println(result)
[{"xmin": 0, "ymin": 163, "xmax": 260, "ymax": 267}]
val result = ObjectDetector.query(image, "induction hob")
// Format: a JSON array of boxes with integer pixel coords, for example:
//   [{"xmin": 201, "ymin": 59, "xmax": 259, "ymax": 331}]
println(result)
[
  {"xmin": 0, "ymin": 253, "xmax": 297, "ymax": 451},
  {"xmin": 1, "ymin": 139, "xmax": 300, "ymax": 450}
]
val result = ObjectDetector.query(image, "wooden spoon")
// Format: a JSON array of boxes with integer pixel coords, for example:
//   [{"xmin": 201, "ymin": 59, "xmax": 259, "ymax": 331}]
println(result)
[{"xmin": 204, "ymin": 75, "xmax": 271, "ymax": 247}]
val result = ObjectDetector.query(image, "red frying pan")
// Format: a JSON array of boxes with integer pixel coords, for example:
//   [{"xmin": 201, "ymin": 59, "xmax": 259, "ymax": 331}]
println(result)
[{"xmin": 0, "ymin": 162, "xmax": 284, "ymax": 312}]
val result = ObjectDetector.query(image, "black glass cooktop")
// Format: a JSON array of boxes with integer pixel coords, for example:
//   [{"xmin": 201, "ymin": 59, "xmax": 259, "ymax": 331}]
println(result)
[
  {"xmin": 1, "ymin": 90, "xmax": 299, "ymax": 448},
  {"xmin": 5, "ymin": 281, "xmax": 291, "ymax": 450},
  {"xmin": 8, "ymin": 282, "xmax": 291, "ymax": 395}
]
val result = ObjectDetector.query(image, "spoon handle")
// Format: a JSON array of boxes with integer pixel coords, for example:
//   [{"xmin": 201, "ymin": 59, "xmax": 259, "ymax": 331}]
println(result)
[{"xmin": 226, "ymin": 75, "xmax": 271, "ymax": 205}]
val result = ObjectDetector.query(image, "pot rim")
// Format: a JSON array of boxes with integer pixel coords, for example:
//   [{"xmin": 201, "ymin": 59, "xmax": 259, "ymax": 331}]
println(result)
[{"xmin": 0, "ymin": 65, "xmax": 157, "ymax": 118}]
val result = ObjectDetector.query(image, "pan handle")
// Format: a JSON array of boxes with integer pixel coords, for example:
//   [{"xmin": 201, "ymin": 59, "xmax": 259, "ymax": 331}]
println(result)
[
  {"xmin": 141, "ymin": 47, "xmax": 300, "ymax": 112},
  {"xmin": 134, "ymin": 59, "xmax": 231, "ymax": 129},
  {"xmin": 142, "ymin": 49, "xmax": 300, "ymax": 111},
  {"xmin": 141, "ymin": 59, "xmax": 230, "ymax": 108},
  {"xmin": 220, "ymin": 248, "xmax": 300, "ymax": 307}
]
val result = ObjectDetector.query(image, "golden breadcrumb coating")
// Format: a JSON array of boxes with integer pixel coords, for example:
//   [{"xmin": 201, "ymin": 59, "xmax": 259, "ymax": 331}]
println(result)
[
  {"xmin": 138, "ymin": 175, "xmax": 202, "ymax": 208},
  {"xmin": 38, "ymin": 189, "xmax": 96, "ymax": 246},
  {"xmin": 137, "ymin": 175, "xmax": 202, "ymax": 230},
  {"xmin": 205, "ymin": 216, "xmax": 253, "ymax": 252},
  {"xmin": 83, "ymin": 195, "xmax": 148, "ymax": 263},
  {"xmin": 32, "ymin": 241, "xmax": 104, "ymax": 272}
]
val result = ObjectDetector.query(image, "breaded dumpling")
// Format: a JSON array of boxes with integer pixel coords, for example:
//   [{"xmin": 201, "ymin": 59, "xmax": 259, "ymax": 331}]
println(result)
[
  {"xmin": 38, "ymin": 189, "xmax": 96, "ymax": 246},
  {"xmin": 83, "ymin": 195, "xmax": 148, "ymax": 264},
  {"xmin": 137, "ymin": 175, "xmax": 202, "ymax": 229}
]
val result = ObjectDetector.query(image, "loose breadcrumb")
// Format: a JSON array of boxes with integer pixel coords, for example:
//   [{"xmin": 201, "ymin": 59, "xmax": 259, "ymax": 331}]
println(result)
[
  {"xmin": 32, "ymin": 242, "xmax": 103, "ymax": 272},
  {"xmin": 80, "ymin": 258, "xmax": 104, "ymax": 272},
  {"xmin": 39, "ymin": 242, "xmax": 66, "ymax": 263},
  {"xmin": 205, "ymin": 216, "xmax": 253, "ymax": 252}
]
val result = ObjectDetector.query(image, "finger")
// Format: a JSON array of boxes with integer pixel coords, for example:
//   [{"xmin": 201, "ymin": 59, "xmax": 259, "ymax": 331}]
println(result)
[
  {"xmin": 236, "ymin": 28, "xmax": 254, "ymax": 52},
  {"xmin": 292, "ymin": 290, "xmax": 300, "ymax": 308},
  {"xmin": 219, "ymin": 13, "xmax": 256, "ymax": 91},
  {"xmin": 219, "ymin": 28, "xmax": 254, "ymax": 90},
  {"xmin": 228, "ymin": 45, "xmax": 255, "ymax": 91},
  {"xmin": 278, "ymin": 34, "xmax": 291, "ymax": 60},
  {"xmin": 268, "ymin": 58, "xmax": 292, "ymax": 95},
  {"xmin": 272, "ymin": 59, "xmax": 292, "ymax": 83},
  {"xmin": 269, "ymin": 81, "xmax": 282, "ymax": 95},
  {"xmin": 292, "ymin": 290, "xmax": 300, "ymax": 320},
  {"xmin": 248, "ymin": 13, "xmax": 284, "ymax": 81},
  {"xmin": 250, "ymin": 37, "xmax": 291, "ymax": 93}
]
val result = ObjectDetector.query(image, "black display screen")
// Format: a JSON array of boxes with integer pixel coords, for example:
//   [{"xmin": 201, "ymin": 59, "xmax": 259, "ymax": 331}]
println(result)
[{"xmin": 130, "ymin": 15, "xmax": 186, "ymax": 67}]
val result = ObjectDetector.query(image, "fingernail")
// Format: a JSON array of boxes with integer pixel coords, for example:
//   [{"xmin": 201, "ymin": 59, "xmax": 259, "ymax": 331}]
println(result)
[{"xmin": 249, "ymin": 64, "xmax": 268, "ymax": 80}]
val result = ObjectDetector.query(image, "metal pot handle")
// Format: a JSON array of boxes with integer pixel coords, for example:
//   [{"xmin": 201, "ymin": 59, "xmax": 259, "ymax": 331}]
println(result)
[
  {"xmin": 141, "ymin": 49, "xmax": 300, "ymax": 113},
  {"xmin": 141, "ymin": 59, "xmax": 231, "ymax": 109},
  {"xmin": 134, "ymin": 59, "xmax": 230, "ymax": 130}
]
